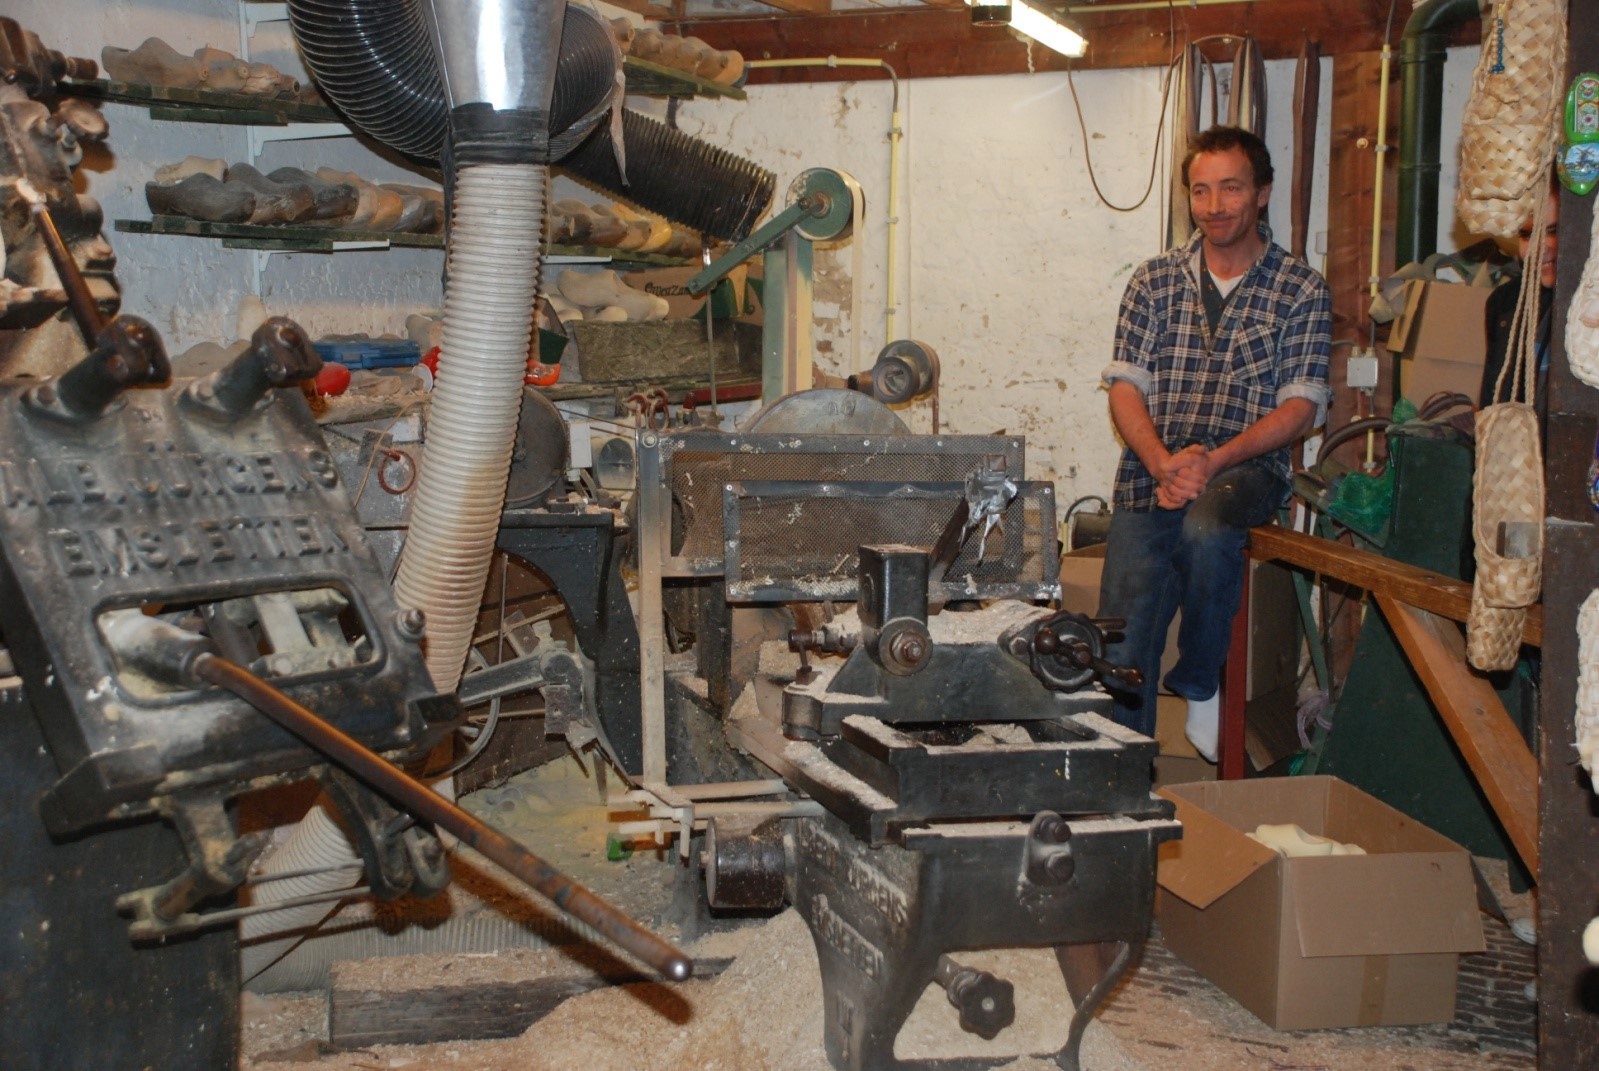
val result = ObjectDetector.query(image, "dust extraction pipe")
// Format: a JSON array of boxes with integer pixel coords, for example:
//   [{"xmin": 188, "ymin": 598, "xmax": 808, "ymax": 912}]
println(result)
[
  {"xmin": 382, "ymin": 0, "xmax": 566, "ymax": 693},
  {"xmin": 1397, "ymin": 0, "xmax": 1481, "ymax": 265},
  {"xmin": 290, "ymin": 0, "xmax": 771, "ymax": 691},
  {"xmin": 288, "ymin": 0, "xmax": 772, "ymax": 241}
]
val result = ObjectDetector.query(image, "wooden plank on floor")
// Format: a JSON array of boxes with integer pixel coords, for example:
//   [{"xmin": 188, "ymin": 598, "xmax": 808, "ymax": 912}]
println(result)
[
  {"xmin": 330, "ymin": 950, "xmax": 734, "ymax": 1047},
  {"xmin": 1373, "ymin": 594, "xmax": 1538, "ymax": 880},
  {"xmin": 1249, "ymin": 525, "xmax": 1543, "ymax": 648}
]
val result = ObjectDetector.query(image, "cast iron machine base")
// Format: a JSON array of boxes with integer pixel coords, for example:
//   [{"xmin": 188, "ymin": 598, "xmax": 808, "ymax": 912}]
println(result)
[{"xmin": 721, "ymin": 551, "xmax": 1179, "ymax": 1071}]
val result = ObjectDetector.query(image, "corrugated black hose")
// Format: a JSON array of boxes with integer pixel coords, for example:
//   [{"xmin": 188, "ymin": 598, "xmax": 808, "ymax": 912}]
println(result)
[{"xmin": 286, "ymin": 0, "xmax": 773, "ymax": 240}]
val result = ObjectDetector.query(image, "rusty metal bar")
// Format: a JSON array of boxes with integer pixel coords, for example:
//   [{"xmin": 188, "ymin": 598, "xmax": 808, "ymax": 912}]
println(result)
[
  {"xmin": 192, "ymin": 653, "xmax": 692, "ymax": 982},
  {"xmin": 31, "ymin": 203, "xmax": 104, "ymax": 344}
]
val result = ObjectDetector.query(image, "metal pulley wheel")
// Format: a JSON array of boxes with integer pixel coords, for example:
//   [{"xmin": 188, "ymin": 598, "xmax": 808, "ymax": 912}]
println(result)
[
  {"xmin": 789, "ymin": 168, "xmax": 862, "ymax": 243},
  {"xmin": 871, "ymin": 340, "xmax": 940, "ymax": 405},
  {"xmin": 505, "ymin": 388, "xmax": 570, "ymax": 509},
  {"xmin": 745, "ymin": 387, "xmax": 908, "ymax": 435}
]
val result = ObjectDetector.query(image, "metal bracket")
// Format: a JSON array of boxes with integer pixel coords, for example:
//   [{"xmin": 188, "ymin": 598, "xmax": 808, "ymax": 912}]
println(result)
[
  {"xmin": 322, "ymin": 767, "xmax": 451, "ymax": 901},
  {"xmin": 115, "ymin": 791, "xmax": 271, "ymax": 941}
]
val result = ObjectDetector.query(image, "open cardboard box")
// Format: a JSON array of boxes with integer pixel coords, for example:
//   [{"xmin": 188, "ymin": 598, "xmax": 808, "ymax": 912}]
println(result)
[
  {"xmin": 1386, "ymin": 278, "xmax": 1492, "ymax": 404},
  {"xmin": 1156, "ymin": 776, "xmax": 1484, "ymax": 1030}
]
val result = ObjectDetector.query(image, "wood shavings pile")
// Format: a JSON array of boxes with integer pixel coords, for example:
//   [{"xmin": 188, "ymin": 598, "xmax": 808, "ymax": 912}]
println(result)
[{"xmin": 244, "ymin": 908, "xmax": 1144, "ymax": 1070}]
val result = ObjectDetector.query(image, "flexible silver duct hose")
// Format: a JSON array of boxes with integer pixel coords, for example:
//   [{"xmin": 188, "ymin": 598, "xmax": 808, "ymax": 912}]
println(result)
[
  {"xmin": 393, "ymin": 163, "xmax": 548, "ymax": 691},
  {"xmin": 239, "ymin": 801, "xmax": 362, "ymax": 984}
]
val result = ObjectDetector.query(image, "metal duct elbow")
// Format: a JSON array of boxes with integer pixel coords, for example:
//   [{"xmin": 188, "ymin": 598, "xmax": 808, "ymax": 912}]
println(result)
[
  {"xmin": 1397, "ymin": 0, "xmax": 1481, "ymax": 264},
  {"xmin": 421, "ymin": 0, "xmax": 565, "ymax": 163}
]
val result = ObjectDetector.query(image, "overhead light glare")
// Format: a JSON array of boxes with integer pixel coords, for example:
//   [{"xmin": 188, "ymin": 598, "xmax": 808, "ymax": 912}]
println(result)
[{"xmin": 970, "ymin": 0, "xmax": 1088, "ymax": 59}]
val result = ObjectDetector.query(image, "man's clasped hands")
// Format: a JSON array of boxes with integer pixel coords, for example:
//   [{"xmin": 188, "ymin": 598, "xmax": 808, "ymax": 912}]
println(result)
[{"xmin": 1153, "ymin": 443, "xmax": 1215, "ymax": 510}]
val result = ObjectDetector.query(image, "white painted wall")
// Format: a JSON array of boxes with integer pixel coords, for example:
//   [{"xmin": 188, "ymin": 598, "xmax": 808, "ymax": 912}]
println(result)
[
  {"xmin": 678, "ymin": 46, "xmax": 1478, "ymax": 507},
  {"xmin": 15, "ymin": 0, "xmax": 1477, "ymax": 503}
]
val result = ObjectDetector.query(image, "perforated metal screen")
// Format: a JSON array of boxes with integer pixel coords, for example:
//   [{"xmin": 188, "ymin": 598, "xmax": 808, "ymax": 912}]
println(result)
[
  {"xmin": 660, "ymin": 432, "xmax": 1026, "ymax": 569},
  {"xmin": 646, "ymin": 431, "xmax": 1057, "ymax": 601},
  {"xmin": 724, "ymin": 481, "xmax": 1058, "ymax": 602}
]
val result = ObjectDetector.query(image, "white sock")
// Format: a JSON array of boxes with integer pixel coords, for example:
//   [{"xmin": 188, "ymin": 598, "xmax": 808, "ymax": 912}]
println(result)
[{"xmin": 1185, "ymin": 692, "xmax": 1220, "ymax": 763}]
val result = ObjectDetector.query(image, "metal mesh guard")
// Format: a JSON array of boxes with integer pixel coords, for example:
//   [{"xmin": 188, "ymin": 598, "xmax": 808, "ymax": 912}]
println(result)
[
  {"xmin": 661, "ymin": 431, "xmax": 1027, "ymax": 571},
  {"xmin": 723, "ymin": 481, "xmax": 1058, "ymax": 603}
]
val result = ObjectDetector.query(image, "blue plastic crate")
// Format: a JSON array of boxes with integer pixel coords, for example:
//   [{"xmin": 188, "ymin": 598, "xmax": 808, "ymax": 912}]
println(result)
[{"xmin": 314, "ymin": 338, "xmax": 421, "ymax": 369}]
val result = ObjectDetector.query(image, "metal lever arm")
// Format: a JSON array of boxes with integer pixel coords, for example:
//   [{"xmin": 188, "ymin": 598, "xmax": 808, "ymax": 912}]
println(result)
[{"xmin": 685, "ymin": 197, "xmax": 816, "ymax": 295}]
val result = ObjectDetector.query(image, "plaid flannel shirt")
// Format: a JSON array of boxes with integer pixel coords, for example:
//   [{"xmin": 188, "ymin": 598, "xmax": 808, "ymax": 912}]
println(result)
[{"xmin": 1101, "ymin": 226, "xmax": 1332, "ymax": 511}]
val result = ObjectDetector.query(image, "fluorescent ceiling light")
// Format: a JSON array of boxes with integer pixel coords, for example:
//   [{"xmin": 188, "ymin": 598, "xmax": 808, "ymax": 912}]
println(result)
[{"xmin": 970, "ymin": 0, "xmax": 1088, "ymax": 59}]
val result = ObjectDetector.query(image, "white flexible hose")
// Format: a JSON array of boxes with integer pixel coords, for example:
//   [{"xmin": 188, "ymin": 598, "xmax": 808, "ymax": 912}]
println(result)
[
  {"xmin": 394, "ymin": 163, "xmax": 549, "ymax": 692},
  {"xmin": 239, "ymin": 801, "xmax": 362, "ymax": 983}
]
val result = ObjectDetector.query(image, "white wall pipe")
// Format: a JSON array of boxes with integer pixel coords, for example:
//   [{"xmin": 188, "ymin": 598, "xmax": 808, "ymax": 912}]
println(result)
[
  {"xmin": 394, "ymin": 163, "xmax": 549, "ymax": 692},
  {"xmin": 744, "ymin": 57, "xmax": 906, "ymax": 347}
]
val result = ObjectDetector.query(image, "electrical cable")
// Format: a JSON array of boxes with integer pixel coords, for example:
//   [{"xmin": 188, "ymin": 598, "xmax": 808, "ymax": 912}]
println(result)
[
  {"xmin": 433, "ymin": 552, "xmax": 510, "ymax": 779},
  {"xmin": 1063, "ymin": 494, "xmax": 1109, "ymax": 522},
  {"xmin": 1066, "ymin": 55, "xmax": 1178, "ymax": 213}
]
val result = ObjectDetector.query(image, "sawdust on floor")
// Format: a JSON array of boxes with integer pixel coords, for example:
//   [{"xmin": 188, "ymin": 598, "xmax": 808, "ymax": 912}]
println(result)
[
  {"xmin": 240, "ymin": 757, "xmax": 1536, "ymax": 1071},
  {"xmin": 242, "ymin": 908, "xmax": 1144, "ymax": 1071}
]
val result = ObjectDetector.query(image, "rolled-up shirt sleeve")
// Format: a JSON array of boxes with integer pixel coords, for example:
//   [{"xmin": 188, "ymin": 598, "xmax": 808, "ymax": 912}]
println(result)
[
  {"xmin": 1274, "ymin": 276, "xmax": 1334, "ymax": 427},
  {"xmin": 1101, "ymin": 268, "xmax": 1158, "ymax": 396}
]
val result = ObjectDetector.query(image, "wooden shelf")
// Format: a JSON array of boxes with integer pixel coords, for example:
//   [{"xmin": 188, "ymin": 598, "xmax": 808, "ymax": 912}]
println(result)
[
  {"xmin": 66, "ymin": 59, "xmax": 740, "ymax": 128},
  {"xmin": 64, "ymin": 79, "xmax": 338, "ymax": 126},
  {"xmin": 115, "ymin": 216, "xmax": 696, "ymax": 266},
  {"xmin": 621, "ymin": 57, "xmax": 746, "ymax": 101}
]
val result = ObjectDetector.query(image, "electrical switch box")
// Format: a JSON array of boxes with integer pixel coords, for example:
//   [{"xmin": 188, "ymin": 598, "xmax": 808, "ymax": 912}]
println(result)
[{"xmin": 1346, "ymin": 350, "xmax": 1380, "ymax": 390}]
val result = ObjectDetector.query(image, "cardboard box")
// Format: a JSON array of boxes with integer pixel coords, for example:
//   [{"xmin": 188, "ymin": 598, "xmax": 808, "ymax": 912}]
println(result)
[
  {"xmin": 1386, "ymin": 279, "xmax": 1492, "ymax": 405},
  {"xmin": 1153, "ymin": 695, "xmax": 1218, "ymax": 785},
  {"xmin": 623, "ymin": 263, "xmax": 761, "ymax": 323},
  {"xmin": 1156, "ymin": 776, "xmax": 1485, "ymax": 1030}
]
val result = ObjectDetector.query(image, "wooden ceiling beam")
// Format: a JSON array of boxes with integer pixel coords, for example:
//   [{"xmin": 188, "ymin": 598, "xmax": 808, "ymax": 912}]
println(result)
[
  {"xmin": 673, "ymin": 1, "xmax": 1479, "ymax": 79},
  {"xmin": 603, "ymin": 0, "xmax": 678, "ymax": 20},
  {"xmin": 751, "ymin": 0, "xmax": 837, "ymax": 15}
]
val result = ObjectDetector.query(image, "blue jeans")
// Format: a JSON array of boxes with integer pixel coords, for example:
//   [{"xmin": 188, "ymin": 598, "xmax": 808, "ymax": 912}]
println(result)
[{"xmin": 1094, "ymin": 463, "xmax": 1285, "ymax": 736}]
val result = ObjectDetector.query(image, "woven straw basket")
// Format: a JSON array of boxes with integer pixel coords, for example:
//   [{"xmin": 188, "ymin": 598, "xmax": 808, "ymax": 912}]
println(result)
[
  {"xmin": 1576, "ymin": 590, "xmax": 1599, "ymax": 782},
  {"xmin": 1568, "ymin": 200, "xmax": 1599, "ymax": 388},
  {"xmin": 1456, "ymin": 0, "xmax": 1568, "ymax": 239},
  {"xmin": 1468, "ymin": 586, "xmax": 1527, "ymax": 672},
  {"xmin": 1473, "ymin": 402, "xmax": 1545, "ymax": 607},
  {"xmin": 1469, "ymin": 403, "xmax": 1543, "ymax": 670}
]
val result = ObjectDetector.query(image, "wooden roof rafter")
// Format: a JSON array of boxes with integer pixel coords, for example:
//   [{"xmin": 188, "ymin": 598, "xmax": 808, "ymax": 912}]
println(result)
[{"xmin": 668, "ymin": 0, "xmax": 1479, "ymax": 79}]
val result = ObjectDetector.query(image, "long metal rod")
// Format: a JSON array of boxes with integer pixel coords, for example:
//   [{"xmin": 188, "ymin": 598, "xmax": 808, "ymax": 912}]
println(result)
[
  {"xmin": 192, "ymin": 653, "xmax": 692, "ymax": 982},
  {"xmin": 31, "ymin": 204, "xmax": 105, "ymax": 345}
]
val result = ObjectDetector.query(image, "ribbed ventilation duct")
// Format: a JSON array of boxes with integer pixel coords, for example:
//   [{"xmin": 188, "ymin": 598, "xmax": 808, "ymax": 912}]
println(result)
[
  {"xmin": 287, "ymin": 0, "xmax": 774, "ymax": 240},
  {"xmin": 288, "ymin": 0, "xmax": 448, "ymax": 161}
]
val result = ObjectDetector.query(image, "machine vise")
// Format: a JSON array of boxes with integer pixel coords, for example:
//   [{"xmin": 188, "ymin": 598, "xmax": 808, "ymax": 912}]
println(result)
[{"xmin": 722, "ymin": 549, "xmax": 1179, "ymax": 1071}]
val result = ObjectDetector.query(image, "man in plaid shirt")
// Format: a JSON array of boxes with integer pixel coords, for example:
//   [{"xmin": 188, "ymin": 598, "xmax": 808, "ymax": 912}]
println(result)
[{"xmin": 1097, "ymin": 126, "xmax": 1331, "ymax": 761}]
